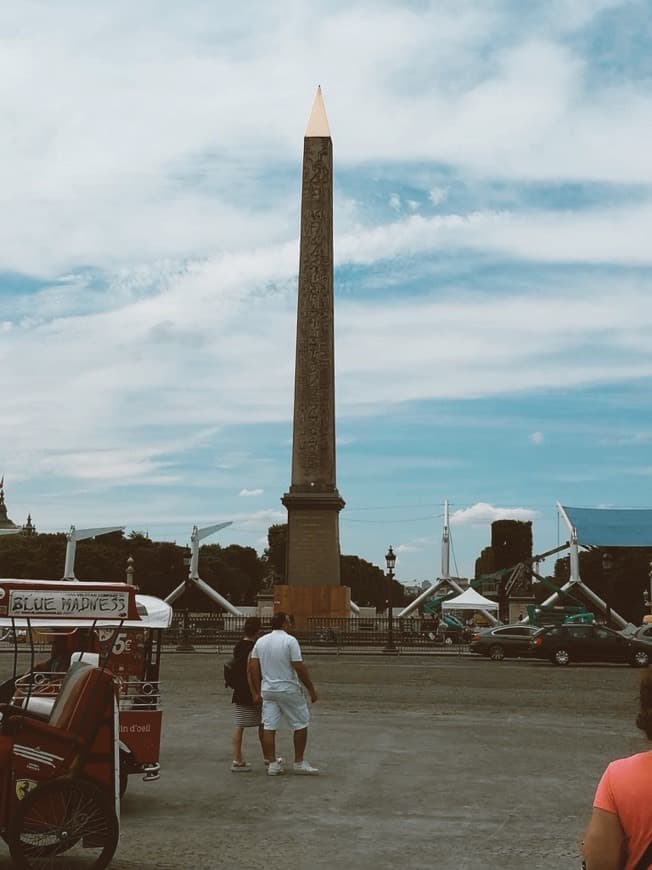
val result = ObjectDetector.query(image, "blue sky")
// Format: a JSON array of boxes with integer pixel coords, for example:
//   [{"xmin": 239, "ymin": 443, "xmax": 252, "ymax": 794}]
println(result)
[{"xmin": 1, "ymin": 0, "xmax": 652, "ymax": 585}]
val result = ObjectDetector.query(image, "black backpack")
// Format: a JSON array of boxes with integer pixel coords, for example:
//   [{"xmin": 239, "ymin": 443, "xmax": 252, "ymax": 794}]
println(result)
[
  {"xmin": 224, "ymin": 655, "xmax": 248, "ymax": 692},
  {"xmin": 223, "ymin": 657, "xmax": 237, "ymax": 689}
]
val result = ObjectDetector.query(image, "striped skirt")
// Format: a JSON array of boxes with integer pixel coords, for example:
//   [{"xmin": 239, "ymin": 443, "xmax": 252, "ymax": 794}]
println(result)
[{"xmin": 233, "ymin": 704, "xmax": 262, "ymax": 728}]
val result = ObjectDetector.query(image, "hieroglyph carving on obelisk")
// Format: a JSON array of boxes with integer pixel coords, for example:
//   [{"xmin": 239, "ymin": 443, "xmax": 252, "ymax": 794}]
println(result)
[{"xmin": 282, "ymin": 87, "xmax": 345, "ymax": 586}]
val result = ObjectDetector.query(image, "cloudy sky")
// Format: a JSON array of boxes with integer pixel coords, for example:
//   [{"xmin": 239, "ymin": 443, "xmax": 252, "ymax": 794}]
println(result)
[{"xmin": 1, "ymin": 0, "xmax": 651, "ymax": 585}]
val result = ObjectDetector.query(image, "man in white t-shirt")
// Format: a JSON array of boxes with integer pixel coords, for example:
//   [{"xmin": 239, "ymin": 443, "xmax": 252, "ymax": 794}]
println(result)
[{"xmin": 248, "ymin": 612, "xmax": 319, "ymax": 776}]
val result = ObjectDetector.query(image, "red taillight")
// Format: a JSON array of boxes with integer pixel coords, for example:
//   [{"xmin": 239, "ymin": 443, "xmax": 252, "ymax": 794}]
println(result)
[
  {"xmin": 532, "ymin": 637, "xmax": 542, "ymax": 646},
  {"xmin": 471, "ymin": 633, "xmax": 480, "ymax": 642}
]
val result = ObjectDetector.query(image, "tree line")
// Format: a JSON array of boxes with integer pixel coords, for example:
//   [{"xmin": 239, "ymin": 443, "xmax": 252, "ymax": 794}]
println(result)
[{"xmin": 0, "ymin": 524, "xmax": 410, "ymax": 611}]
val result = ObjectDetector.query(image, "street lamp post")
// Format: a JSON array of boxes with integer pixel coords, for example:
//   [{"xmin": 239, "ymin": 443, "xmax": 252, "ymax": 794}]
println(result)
[{"xmin": 384, "ymin": 546, "xmax": 397, "ymax": 653}]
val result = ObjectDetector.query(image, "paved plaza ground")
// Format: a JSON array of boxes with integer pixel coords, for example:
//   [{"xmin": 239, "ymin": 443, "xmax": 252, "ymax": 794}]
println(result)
[{"xmin": 0, "ymin": 650, "xmax": 646, "ymax": 869}]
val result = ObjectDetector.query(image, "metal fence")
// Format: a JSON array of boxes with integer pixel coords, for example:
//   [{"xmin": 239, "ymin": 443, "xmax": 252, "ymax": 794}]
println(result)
[
  {"xmin": 166, "ymin": 613, "xmax": 471, "ymax": 652},
  {"xmin": 306, "ymin": 617, "xmax": 471, "ymax": 650}
]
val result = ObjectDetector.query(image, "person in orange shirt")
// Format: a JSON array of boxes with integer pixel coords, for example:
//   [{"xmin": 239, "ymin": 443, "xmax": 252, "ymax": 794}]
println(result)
[{"xmin": 582, "ymin": 669, "xmax": 652, "ymax": 870}]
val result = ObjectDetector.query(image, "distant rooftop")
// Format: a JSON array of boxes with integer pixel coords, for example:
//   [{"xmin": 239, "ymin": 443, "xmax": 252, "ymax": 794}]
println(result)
[{"xmin": 0, "ymin": 476, "xmax": 17, "ymax": 530}]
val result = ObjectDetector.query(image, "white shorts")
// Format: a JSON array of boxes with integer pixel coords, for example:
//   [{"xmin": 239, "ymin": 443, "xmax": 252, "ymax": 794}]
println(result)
[{"xmin": 261, "ymin": 688, "xmax": 310, "ymax": 731}]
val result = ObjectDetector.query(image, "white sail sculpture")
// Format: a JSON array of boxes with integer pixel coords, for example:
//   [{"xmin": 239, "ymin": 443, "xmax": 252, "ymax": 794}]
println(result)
[
  {"xmin": 164, "ymin": 522, "xmax": 243, "ymax": 616},
  {"xmin": 398, "ymin": 500, "xmax": 499, "ymax": 625}
]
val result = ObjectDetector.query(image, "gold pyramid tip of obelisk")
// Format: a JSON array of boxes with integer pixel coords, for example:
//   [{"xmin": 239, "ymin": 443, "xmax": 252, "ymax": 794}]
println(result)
[{"xmin": 305, "ymin": 85, "xmax": 331, "ymax": 138}]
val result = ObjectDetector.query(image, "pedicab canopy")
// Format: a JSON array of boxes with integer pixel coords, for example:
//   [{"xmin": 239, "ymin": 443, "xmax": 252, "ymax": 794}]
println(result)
[
  {"xmin": 560, "ymin": 506, "xmax": 652, "ymax": 548},
  {"xmin": 441, "ymin": 587, "xmax": 499, "ymax": 611},
  {"xmin": 0, "ymin": 579, "xmax": 172, "ymax": 629}
]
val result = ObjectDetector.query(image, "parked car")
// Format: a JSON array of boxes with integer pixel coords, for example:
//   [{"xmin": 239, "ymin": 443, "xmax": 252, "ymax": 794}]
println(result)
[
  {"xmin": 529, "ymin": 623, "xmax": 652, "ymax": 667},
  {"xmin": 469, "ymin": 624, "xmax": 540, "ymax": 661},
  {"xmin": 622, "ymin": 624, "xmax": 652, "ymax": 643}
]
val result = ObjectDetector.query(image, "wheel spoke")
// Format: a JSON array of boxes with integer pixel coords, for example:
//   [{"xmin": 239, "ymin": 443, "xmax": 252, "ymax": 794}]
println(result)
[{"xmin": 10, "ymin": 778, "xmax": 118, "ymax": 870}]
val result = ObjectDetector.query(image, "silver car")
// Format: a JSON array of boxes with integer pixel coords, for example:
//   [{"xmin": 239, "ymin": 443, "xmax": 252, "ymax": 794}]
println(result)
[{"xmin": 469, "ymin": 624, "xmax": 540, "ymax": 661}]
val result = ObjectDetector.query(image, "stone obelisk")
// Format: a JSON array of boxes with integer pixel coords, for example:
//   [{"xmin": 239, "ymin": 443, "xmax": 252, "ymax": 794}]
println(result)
[{"xmin": 279, "ymin": 88, "xmax": 349, "ymax": 624}]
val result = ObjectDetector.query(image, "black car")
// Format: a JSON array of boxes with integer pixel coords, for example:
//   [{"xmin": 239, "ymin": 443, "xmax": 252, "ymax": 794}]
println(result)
[
  {"xmin": 469, "ymin": 624, "xmax": 540, "ymax": 661},
  {"xmin": 624, "ymin": 624, "xmax": 652, "ymax": 643},
  {"xmin": 529, "ymin": 623, "xmax": 652, "ymax": 667}
]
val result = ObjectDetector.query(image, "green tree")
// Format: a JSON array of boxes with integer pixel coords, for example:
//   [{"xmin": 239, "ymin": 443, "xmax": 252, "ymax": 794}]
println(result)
[
  {"xmin": 0, "ymin": 525, "xmax": 409, "ymax": 615},
  {"xmin": 0, "ymin": 533, "xmax": 67, "ymax": 579},
  {"xmin": 340, "ymin": 555, "xmax": 407, "ymax": 609},
  {"xmin": 263, "ymin": 524, "xmax": 287, "ymax": 582}
]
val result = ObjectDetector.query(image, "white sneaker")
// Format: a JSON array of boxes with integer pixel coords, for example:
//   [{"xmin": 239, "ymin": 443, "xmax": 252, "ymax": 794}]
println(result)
[
  {"xmin": 267, "ymin": 758, "xmax": 286, "ymax": 776},
  {"xmin": 293, "ymin": 760, "xmax": 319, "ymax": 775}
]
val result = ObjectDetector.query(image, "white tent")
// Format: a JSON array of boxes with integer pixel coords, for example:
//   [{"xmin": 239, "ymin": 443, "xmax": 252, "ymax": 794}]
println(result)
[{"xmin": 441, "ymin": 587, "xmax": 499, "ymax": 612}]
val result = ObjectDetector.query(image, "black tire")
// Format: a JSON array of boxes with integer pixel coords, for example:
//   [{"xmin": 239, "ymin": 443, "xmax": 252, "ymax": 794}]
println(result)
[
  {"xmin": 552, "ymin": 647, "xmax": 570, "ymax": 666},
  {"xmin": 488, "ymin": 644, "xmax": 505, "ymax": 662},
  {"xmin": 8, "ymin": 777, "xmax": 118, "ymax": 869},
  {"xmin": 631, "ymin": 649, "xmax": 650, "ymax": 668}
]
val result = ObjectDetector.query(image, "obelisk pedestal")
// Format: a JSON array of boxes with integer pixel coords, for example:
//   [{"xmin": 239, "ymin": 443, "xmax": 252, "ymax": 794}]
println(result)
[{"xmin": 280, "ymin": 87, "xmax": 349, "ymax": 630}]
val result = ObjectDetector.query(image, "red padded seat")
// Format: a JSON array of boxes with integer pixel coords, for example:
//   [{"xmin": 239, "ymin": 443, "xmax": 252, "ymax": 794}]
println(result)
[
  {"xmin": 7, "ymin": 663, "xmax": 116, "ymax": 793},
  {"xmin": 47, "ymin": 662, "xmax": 113, "ymax": 741}
]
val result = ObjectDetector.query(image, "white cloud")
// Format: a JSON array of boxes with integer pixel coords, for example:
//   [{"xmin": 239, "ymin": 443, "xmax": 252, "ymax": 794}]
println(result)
[
  {"xmin": 337, "ymin": 203, "xmax": 652, "ymax": 268},
  {"xmin": 2, "ymin": 258, "xmax": 651, "ymax": 485},
  {"xmin": 335, "ymin": 279, "xmax": 652, "ymax": 406},
  {"xmin": 239, "ymin": 488, "xmax": 264, "ymax": 497},
  {"xmin": 0, "ymin": 2, "xmax": 651, "ymax": 274},
  {"xmin": 530, "ymin": 431, "xmax": 545, "ymax": 445},
  {"xmin": 599, "ymin": 432, "xmax": 652, "ymax": 446},
  {"xmin": 451, "ymin": 502, "xmax": 539, "ymax": 525},
  {"xmin": 389, "ymin": 193, "xmax": 402, "ymax": 212},
  {"xmin": 429, "ymin": 187, "xmax": 448, "ymax": 207},
  {"xmin": 35, "ymin": 448, "xmax": 176, "ymax": 483},
  {"xmin": 231, "ymin": 509, "xmax": 285, "ymax": 532}
]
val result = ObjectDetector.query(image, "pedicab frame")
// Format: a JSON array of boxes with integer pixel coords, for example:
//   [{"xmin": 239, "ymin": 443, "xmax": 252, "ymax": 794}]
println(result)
[
  {"xmin": 0, "ymin": 580, "xmax": 173, "ymax": 797},
  {"xmin": 0, "ymin": 578, "xmax": 172, "ymax": 867}
]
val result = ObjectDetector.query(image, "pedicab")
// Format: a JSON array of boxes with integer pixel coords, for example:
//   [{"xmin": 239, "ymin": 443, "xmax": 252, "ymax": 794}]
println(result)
[
  {"xmin": 0, "ymin": 578, "xmax": 161, "ymax": 868},
  {"xmin": 0, "ymin": 577, "xmax": 172, "ymax": 821}
]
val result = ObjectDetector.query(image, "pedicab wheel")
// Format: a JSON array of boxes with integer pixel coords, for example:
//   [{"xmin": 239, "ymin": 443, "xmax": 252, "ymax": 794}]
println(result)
[{"xmin": 8, "ymin": 777, "xmax": 118, "ymax": 869}]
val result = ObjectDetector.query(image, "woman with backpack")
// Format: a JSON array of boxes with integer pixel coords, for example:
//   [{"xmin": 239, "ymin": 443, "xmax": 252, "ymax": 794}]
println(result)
[{"xmin": 228, "ymin": 616, "xmax": 265, "ymax": 772}]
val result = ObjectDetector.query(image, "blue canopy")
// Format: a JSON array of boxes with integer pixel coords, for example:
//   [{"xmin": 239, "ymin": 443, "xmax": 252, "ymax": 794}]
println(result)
[{"xmin": 561, "ymin": 506, "xmax": 652, "ymax": 547}]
